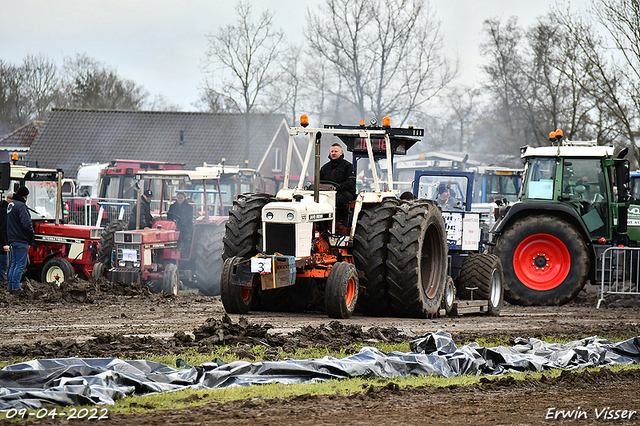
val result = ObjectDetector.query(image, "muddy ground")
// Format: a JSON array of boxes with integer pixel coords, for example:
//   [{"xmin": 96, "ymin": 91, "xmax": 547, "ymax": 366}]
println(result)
[{"xmin": 1, "ymin": 277, "xmax": 639, "ymax": 425}]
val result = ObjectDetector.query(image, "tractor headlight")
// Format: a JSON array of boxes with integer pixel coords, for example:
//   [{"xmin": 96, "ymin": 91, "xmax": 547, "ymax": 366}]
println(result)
[
  {"xmin": 118, "ymin": 260, "xmax": 126, "ymax": 267},
  {"xmin": 133, "ymin": 261, "xmax": 140, "ymax": 267},
  {"xmin": 266, "ymin": 212, "xmax": 274, "ymax": 220},
  {"xmin": 287, "ymin": 212, "xmax": 295, "ymax": 221}
]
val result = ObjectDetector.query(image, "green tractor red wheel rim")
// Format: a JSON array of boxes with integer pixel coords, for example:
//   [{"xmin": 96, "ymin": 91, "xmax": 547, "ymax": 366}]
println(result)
[{"xmin": 513, "ymin": 233, "xmax": 571, "ymax": 291}]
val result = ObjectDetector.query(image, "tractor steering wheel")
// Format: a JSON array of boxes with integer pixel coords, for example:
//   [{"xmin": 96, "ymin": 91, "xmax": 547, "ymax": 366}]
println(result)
[{"xmin": 319, "ymin": 180, "xmax": 339, "ymax": 190}]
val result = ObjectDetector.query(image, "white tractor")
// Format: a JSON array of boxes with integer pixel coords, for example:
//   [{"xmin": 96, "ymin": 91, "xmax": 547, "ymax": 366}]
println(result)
[{"xmin": 221, "ymin": 116, "xmax": 449, "ymax": 319}]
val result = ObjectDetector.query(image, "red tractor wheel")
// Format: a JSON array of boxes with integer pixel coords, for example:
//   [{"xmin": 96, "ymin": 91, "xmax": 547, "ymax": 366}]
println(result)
[
  {"xmin": 41, "ymin": 257, "xmax": 74, "ymax": 286},
  {"xmin": 495, "ymin": 215, "xmax": 589, "ymax": 306}
]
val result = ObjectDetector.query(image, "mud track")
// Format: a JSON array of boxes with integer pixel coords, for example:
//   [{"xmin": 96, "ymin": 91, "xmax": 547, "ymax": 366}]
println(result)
[{"xmin": 1, "ymin": 278, "xmax": 639, "ymax": 425}]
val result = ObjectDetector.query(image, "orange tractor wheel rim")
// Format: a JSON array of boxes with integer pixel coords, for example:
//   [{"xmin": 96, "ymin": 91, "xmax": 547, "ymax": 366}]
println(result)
[
  {"xmin": 345, "ymin": 277, "xmax": 356, "ymax": 306},
  {"xmin": 513, "ymin": 233, "xmax": 570, "ymax": 291}
]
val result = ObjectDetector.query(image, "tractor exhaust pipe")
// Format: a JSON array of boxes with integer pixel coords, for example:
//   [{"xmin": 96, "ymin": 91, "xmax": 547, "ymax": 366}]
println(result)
[{"xmin": 314, "ymin": 132, "xmax": 322, "ymax": 203}]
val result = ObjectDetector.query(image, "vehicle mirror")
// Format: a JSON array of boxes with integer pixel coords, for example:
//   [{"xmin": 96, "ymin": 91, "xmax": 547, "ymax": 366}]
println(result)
[{"xmin": 0, "ymin": 162, "xmax": 9, "ymax": 190}]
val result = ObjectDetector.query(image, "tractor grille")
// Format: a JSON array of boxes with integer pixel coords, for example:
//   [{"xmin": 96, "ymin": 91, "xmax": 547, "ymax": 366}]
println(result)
[
  {"xmin": 265, "ymin": 223, "xmax": 296, "ymax": 256},
  {"xmin": 116, "ymin": 244, "xmax": 141, "ymax": 268}
]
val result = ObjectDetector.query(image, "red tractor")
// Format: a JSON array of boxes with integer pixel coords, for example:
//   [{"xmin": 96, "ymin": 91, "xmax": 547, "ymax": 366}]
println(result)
[
  {"xmin": 95, "ymin": 165, "xmax": 260, "ymax": 295},
  {"xmin": 66, "ymin": 159, "xmax": 184, "ymax": 226},
  {"xmin": 0, "ymin": 163, "xmax": 102, "ymax": 284}
]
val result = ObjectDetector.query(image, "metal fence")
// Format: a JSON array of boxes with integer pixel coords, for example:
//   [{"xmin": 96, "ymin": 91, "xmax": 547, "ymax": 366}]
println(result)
[
  {"xmin": 597, "ymin": 246, "xmax": 640, "ymax": 308},
  {"xmin": 64, "ymin": 197, "xmax": 225, "ymax": 227}
]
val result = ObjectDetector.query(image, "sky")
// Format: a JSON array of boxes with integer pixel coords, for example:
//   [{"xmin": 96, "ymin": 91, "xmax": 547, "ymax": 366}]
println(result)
[{"xmin": 1, "ymin": 0, "xmax": 588, "ymax": 111}]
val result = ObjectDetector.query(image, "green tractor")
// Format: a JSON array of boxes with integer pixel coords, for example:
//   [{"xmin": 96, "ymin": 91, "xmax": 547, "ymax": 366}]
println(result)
[{"xmin": 487, "ymin": 130, "xmax": 631, "ymax": 306}]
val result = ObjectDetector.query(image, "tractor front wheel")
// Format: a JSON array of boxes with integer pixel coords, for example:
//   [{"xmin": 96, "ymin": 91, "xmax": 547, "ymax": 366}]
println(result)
[
  {"xmin": 494, "ymin": 215, "xmax": 588, "ymax": 306},
  {"xmin": 220, "ymin": 256, "xmax": 253, "ymax": 314},
  {"xmin": 324, "ymin": 262, "xmax": 358, "ymax": 319},
  {"xmin": 162, "ymin": 263, "xmax": 179, "ymax": 295},
  {"xmin": 91, "ymin": 262, "xmax": 106, "ymax": 279},
  {"xmin": 41, "ymin": 257, "xmax": 74, "ymax": 286}
]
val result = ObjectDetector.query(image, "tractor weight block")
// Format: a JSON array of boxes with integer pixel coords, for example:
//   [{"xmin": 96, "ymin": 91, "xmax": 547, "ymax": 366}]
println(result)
[{"xmin": 254, "ymin": 255, "xmax": 296, "ymax": 290}]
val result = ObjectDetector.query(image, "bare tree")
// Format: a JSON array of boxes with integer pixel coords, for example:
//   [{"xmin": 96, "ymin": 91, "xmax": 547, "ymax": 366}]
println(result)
[
  {"xmin": 22, "ymin": 53, "xmax": 60, "ymax": 120},
  {"xmin": 479, "ymin": 15, "xmax": 600, "ymax": 153},
  {"xmin": 556, "ymin": 2, "xmax": 639, "ymax": 155},
  {"xmin": 306, "ymin": 0, "xmax": 454, "ymax": 125},
  {"xmin": 201, "ymin": 1, "xmax": 286, "ymax": 114},
  {"xmin": 62, "ymin": 54, "xmax": 148, "ymax": 110},
  {"xmin": 446, "ymin": 86, "xmax": 481, "ymax": 152}
]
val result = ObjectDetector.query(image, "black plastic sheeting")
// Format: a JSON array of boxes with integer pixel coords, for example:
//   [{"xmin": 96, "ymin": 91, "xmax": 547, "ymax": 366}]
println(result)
[{"xmin": 1, "ymin": 331, "xmax": 639, "ymax": 410}]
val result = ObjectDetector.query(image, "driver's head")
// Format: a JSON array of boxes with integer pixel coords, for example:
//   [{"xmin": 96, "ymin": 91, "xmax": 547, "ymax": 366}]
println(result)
[
  {"xmin": 437, "ymin": 182, "xmax": 450, "ymax": 201},
  {"xmin": 176, "ymin": 191, "xmax": 186, "ymax": 203},
  {"xmin": 329, "ymin": 143, "xmax": 343, "ymax": 160}
]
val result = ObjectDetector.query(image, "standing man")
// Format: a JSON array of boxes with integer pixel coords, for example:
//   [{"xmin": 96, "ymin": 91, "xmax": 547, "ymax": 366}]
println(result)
[
  {"xmin": 320, "ymin": 142, "xmax": 356, "ymax": 223},
  {"xmin": 167, "ymin": 191, "xmax": 194, "ymax": 256},
  {"xmin": 128, "ymin": 189, "xmax": 153, "ymax": 230},
  {"xmin": 7, "ymin": 187, "xmax": 33, "ymax": 293},
  {"xmin": 0, "ymin": 192, "xmax": 13, "ymax": 281}
]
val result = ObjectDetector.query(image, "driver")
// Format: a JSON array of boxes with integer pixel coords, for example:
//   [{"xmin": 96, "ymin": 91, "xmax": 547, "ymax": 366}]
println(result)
[
  {"xmin": 320, "ymin": 142, "xmax": 356, "ymax": 223},
  {"xmin": 435, "ymin": 182, "xmax": 462, "ymax": 210}
]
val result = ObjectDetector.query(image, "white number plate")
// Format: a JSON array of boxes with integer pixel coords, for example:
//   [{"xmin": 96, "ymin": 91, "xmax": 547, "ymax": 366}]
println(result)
[
  {"xmin": 122, "ymin": 248, "xmax": 137, "ymax": 261},
  {"xmin": 250, "ymin": 257, "xmax": 272, "ymax": 273}
]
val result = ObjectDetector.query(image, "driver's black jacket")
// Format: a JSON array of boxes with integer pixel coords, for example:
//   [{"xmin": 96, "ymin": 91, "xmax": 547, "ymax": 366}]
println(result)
[
  {"xmin": 319, "ymin": 153, "xmax": 357, "ymax": 200},
  {"xmin": 7, "ymin": 194, "xmax": 34, "ymax": 245}
]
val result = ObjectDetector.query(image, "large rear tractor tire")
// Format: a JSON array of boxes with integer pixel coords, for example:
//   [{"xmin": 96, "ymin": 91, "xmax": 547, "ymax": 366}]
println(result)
[
  {"xmin": 386, "ymin": 200, "xmax": 448, "ymax": 317},
  {"xmin": 494, "ymin": 215, "xmax": 589, "ymax": 306},
  {"xmin": 456, "ymin": 253, "xmax": 504, "ymax": 315},
  {"xmin": 41, "ymin": 257, "xmax": 74, "ymax": 286},
  {"xmin": 223, "ymin": 194, "xmax": 274, "ymax": 260},
  {"xmin": 220, "ymin": 256, "xmax": 253, "ymax": 314},
  {"xmin": 324, "ymin": 262, "xmax": 359, "ymax": 319},
  {"xmin": 352, "ymin": 199, "xmax": 398, "ymax": 316},
  {"xmin": 97, "ymin": 220, "xmax": 128, "ymax": 268},
  {"xmin": 194, "ymin": 223, "xmax": 225, "ymax": 296}
]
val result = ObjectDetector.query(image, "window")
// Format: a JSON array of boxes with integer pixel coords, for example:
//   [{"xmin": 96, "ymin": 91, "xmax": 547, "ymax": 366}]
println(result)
[
  {"xmin": 524, "ymin": 158, "xmax": 556, "ymax": 200},
  {"xmin": 272, "ymin": 148, "xmax": 282, "ymax": 172}
]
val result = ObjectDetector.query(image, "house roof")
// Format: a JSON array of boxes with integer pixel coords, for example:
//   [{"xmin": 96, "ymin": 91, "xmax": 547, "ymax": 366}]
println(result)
[
  {"xmin": 0, "ymin": 121, "xmax": 43, "ymax": 150},
  {"xmin": 26, "ymin": 109, "xmax": 289, "ymax": 178}
]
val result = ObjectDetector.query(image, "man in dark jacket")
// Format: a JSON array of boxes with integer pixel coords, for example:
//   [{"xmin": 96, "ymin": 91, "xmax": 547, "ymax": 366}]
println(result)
[
  {"xmin": 320, "ymin": 142, "xmax": 357, "ymax": 223},
  {"xmin": 0, "ymin": 192, "xmax": 13, "ymax": 281},
  {"xmin": 167, "ymin": 191, "xmax": 194, "ymax": 257},
  {"xmin": 7, "ymin": 187, "xmax": 33, "ymax": 292},
  {"xmin": 128, "ymin": 189, "xmax": 153, "ymax": 230}
]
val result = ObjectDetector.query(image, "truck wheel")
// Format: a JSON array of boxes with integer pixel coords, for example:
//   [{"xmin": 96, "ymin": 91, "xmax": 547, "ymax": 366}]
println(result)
[
  {"xmin": 324, "ymin": 262, "xmax": 358, "ymax": 319},
  {"xmin": 41, "ymin": 257, "xmax": 74, "ymax": 286},
  {"xmin": 223, "ymin": 194, "xmax": 274, "ymax": 259},
  {"xmin": 97, "ymin": 219, "xmax": 128, "ymax": 268},
  {"xmin": 456, "ymin": 253, "xmax": 504, "ymax": 315},
  {"xmin": 353, "ymin": 199, "xmax": 398, "ymax": 316},
  {"xmin": 91, "ymin": 262, "xmax": 106, "ymax": 279},
  {"xmin": 220, "ymin": 256, "xmax": 253, "ymax": 314},
  {"xmin": 494, "ymin": 215, "xmax": 588, "ymax": 306},
  {"xmin": 162, "ymin": 263, "xmax": 179, "ymax": 295},
  {"xmin": 386, "ymin": 200, "xmax": 448, "ymax": 317},
  {"xmin": 441, "ymin": 276, "xmax": 456, "ymax": 315},
  {"xmin": 194, "ymin": 223, "xmax": 225, "ymax": 296}
]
